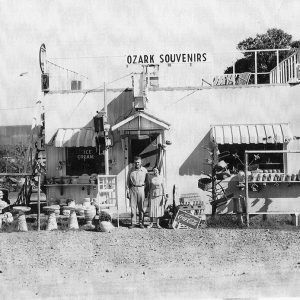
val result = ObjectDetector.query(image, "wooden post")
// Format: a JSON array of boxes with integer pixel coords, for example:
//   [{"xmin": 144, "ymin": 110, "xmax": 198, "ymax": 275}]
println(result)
[
  {"xmin": 254, "ymin": 50, "xmax": 258, "ymax": 85},
  {"xmin": 116, "ymin": 176, "xmax": 119, "ymax": 228},
  {"xmin": 244, "ymin": 152, "xmax": 249, "ymax": 226},
  {"xmin": 104, "ymin": 82, "xmax": 109, "ymax": 175},
  {"xmin": 37, "ymin": 174, "xmax": 41, "ymax": 231},
  {"xmin": 276, "ymin": 49, "xmax": 280, "ymax": 84},
  {"xmin": 233, "ymin": 59, "xmax": 236, "ymax": 85}
]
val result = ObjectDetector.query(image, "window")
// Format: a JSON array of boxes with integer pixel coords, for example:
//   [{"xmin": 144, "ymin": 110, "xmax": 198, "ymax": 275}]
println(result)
[{"xmin": 66, "ymin": 147, "xmax": 104, "ymax": 176}]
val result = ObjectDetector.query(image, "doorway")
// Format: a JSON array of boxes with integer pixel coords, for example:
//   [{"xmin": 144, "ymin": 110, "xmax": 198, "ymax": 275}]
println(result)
[{"xmin": 129, "ymin": 133, "xmax": 160, "ymax": 171}]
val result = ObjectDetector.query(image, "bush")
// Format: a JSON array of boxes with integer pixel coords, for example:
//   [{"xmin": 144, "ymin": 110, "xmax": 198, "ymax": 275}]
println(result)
[{"xmin": 98, "ymin": 211, "xmax": 112, "ymax": 222}]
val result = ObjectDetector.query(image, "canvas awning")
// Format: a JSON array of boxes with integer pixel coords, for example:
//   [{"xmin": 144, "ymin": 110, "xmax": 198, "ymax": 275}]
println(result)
[
  {"xmin": 111, "ymin": 111, "xmax": 170, "ymax": 132},
  {"xmin": 210, "ymin": 123, "xmax": 293, "ymax": 144},
  {"xmin": 50, "ymin": 128, "xmax": 96, "ymax": 147}
]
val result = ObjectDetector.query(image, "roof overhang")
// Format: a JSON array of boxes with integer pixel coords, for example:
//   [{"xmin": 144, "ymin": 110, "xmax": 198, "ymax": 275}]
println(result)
[
  {"xmin": 111, "ymin": 111, "xmax": 170, "ymax": 132},
  {"xmin": 210, "ymin": 123, "xmax": 293, "ymax": 144}
]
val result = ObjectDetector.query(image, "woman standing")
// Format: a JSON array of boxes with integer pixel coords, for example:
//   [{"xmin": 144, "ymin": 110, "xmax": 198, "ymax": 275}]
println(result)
[{"xmin": 148, "ymin": 167, "xmax": 165, "ymax": 229}]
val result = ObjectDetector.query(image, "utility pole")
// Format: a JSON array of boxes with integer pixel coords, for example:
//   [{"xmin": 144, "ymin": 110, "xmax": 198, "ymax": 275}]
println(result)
[{"xmin": 104, "ymin": 82, "xmax": 109, "ymax": 175}]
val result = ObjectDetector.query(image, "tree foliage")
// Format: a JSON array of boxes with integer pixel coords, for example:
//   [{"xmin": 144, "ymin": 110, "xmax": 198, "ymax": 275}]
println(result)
[
  {"xmin": 224, "ymin": 28, "xmax": 300, "ymax": 82},
  {"xmin": 0, "ymin": 144, "xmax": 28, "ymax": 173}
]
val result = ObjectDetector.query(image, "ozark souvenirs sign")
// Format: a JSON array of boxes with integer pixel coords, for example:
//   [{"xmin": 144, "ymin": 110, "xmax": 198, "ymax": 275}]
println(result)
[
  {"xmin": 172, "ymin": 209, "xmax": 201, "ymax": 229},
  {"xmin": 66, "ymin": 147, "xmax": 104, "ymax": 176},
  {"xmin": 126, "ymin": 52, "xmax": 207, "ymax": 64}
]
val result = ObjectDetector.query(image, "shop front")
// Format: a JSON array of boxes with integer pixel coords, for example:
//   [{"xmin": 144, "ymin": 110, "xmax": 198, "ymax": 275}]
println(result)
[
  {"xmin": 45, "ymin": 126, "xmax": 106, "ymax": 204},
  {"xmin": 44, "ymin": 101, "xmax": 170, "ymax": 212}
]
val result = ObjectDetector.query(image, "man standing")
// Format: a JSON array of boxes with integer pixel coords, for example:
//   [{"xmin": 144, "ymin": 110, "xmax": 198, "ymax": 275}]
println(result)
[{"xmin": 127, "ymin": 156, "xmax": 148, "ymax": 229}]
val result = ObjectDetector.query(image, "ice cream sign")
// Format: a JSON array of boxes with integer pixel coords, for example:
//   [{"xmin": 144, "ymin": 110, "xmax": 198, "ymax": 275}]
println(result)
[{"xmin": 77, "ymin": 149, "xmax": 95, "ymax": 161}]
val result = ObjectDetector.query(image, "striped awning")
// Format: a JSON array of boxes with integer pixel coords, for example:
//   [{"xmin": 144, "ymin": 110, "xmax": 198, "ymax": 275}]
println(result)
[
  {"xmin": 210, "ymin": 123, "xmax": 293, "ymax": 144},
  {"xmin": 51, "ymin": 128, "xmax": 96, "ymax": 147}
]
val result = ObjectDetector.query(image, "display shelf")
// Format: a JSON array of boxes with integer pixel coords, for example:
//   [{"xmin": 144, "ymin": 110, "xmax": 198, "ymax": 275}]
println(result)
[
  {"xmin": 248, "ymin": 181, "xmax": 300, "ymax": 183},
  {"xmin": 98, "ymin": 189, "xmax": 114, "ymax": 193},
  {"xmin": 44, "ymin": 184, "xmax": 97, "ymax": 187}
]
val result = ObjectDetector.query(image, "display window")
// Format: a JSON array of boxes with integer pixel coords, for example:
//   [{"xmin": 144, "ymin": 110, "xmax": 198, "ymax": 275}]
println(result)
[{"xmin": 66, "ymin": 147, "xmax": 104, "ymax": 176}]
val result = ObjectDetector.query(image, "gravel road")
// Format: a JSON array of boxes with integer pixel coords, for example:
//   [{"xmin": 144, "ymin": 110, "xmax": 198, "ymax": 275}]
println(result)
[{"xmin": 0, "ymin": 217, "xmax": 300, "ymax": 299}]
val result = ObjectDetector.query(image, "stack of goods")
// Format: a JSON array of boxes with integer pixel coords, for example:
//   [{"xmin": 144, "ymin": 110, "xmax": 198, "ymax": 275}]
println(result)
[{"xmin": 249, "ymin": 169, "xmax": 300, "ymax": 182}]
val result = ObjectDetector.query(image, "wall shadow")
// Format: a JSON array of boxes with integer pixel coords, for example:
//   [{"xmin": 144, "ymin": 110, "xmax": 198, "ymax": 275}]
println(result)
[{"xmin": 179, "ymin": 131, "xmax": 212, "ymax": 176}]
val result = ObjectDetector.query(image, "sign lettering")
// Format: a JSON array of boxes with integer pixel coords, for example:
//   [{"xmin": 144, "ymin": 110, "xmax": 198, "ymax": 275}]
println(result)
[
  {"xmin": 172, "ymin": 209, "xmax": 201, "ymax": 229},
  {"xmin": 126, "ymin": 52, "xmax": 207, "ymax": 65}
]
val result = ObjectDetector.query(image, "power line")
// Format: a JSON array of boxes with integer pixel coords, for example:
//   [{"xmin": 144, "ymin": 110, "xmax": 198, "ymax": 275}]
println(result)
[
  {"xmin": 0, "ymin": 106, "xmax": 36, "ymax": 111},
  {"xmin": 67, "ymin": 72, "xmax": 133, "ymax": 119},
  {"xmin": 163, "ymin": 89, "xmax": 201, "ymax": 109},
  {"xmin": 47, "ymin": 60, "xmax": 89, "ymax": 79}
]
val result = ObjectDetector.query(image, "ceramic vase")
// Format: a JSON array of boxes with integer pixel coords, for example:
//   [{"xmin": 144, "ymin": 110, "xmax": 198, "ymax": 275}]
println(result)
[{"xmin": 82, "ymin": 206, "xmax": 96, "ymax": 230}]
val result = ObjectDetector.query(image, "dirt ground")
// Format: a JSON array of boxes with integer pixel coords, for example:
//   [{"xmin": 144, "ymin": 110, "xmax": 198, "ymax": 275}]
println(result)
[{"xmin": 1, "ymin": 216, "xmax": 300, "ymax": 299}]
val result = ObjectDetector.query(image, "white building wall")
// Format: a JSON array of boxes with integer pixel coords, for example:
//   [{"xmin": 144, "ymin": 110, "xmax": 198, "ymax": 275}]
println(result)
[{"xmin": 43, "ymin": 84, "xmax": 300, "ymax": 212}]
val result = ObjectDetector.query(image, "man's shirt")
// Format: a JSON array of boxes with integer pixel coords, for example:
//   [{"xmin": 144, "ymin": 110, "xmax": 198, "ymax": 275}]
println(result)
[{"xmin": 128, "ymin": 166, "xmax": 148, "ymax": 188}]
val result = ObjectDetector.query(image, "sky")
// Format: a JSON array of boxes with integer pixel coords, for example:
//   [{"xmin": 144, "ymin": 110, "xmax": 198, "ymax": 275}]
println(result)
[{"xmin": 0, "ymin": 0, "xmax": 299, "ymax": 125}]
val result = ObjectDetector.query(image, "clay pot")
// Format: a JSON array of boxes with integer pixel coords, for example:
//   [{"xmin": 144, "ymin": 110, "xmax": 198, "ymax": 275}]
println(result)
[
  {"xmin": 75, "ymin": 206, "xmax": 84, "ymax": 216},
  {"xmin": 286, "ymin": 174, "xmax": 291, "ymax": 181},
  {"xmin": 83, "ymin": 198, "xmax": 91, "ymax": 208},
  {"xmin": 52, "ymin": 205, "xmax": 60, "ymax": 217}
]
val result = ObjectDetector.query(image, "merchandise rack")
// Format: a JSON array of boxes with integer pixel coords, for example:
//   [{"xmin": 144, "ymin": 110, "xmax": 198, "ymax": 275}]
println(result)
[{"xmin": 245, "ymin": 150, "xmax": 300, "ymax": 226}]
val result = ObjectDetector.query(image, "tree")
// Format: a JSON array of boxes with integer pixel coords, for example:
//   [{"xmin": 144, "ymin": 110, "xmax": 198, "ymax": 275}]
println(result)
[{"xmin": 224, "ymin": 28, "xmax": 300, "ymax": 83}]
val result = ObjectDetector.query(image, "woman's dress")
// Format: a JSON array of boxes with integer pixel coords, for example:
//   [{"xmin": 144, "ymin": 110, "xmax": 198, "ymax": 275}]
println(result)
[{"xmin": 149, "ymin": 175, "xmax": 164, "ymax": 218}]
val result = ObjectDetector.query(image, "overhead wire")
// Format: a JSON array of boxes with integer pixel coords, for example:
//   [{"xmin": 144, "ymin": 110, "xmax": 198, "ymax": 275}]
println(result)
[
  {"xmin": 163, "ymin": 88, "xmax": 201, "ymax": 109},
  {"xmin": 0, "ymin": 106, "xmax": 36, "ymax": 111},
  {"xmin": 67, "ymin": 72, "xmax": 133, "ymax": 119}
]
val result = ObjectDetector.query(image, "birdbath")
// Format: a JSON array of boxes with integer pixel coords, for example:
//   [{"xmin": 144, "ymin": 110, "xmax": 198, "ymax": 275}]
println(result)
[
  {"xmin": 63, "ymin": 206, "xmax": 79, "ymax": 230},
  {"xmin": 13, "ymin": 206, "xmax": 31, "ymax": 232},
  {"xmin": 0, "ymin": 201, "xmax": 8, "ymax": 229},
  {"xmin": 0, "ymin": 201, "xmax": 8, "ymax": 230},
  {"xmin": 43, "ymin": 206, "xmax": 58, "ymax": 231}
]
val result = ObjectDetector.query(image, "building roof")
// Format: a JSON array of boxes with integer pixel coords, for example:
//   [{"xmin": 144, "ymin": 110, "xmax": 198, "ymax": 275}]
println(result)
[{"xmin": 0, "ymin": 125, "xmax": 32, "ymax": 145}]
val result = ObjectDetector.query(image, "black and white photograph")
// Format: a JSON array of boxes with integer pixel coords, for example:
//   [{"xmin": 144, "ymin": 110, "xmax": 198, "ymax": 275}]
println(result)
[{"xmin": 1, "ymin": 0, "xmax": 300, "ymax": 299}]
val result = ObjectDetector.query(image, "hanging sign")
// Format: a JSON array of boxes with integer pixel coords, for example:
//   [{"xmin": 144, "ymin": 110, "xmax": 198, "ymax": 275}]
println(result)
[
  {"xmin": 172, "ymin": 209, "xmax": 201, "ymax": 229},
  {"xmin": 39, "ymin": 44, "xmax": 46, "ymax": 74}
]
